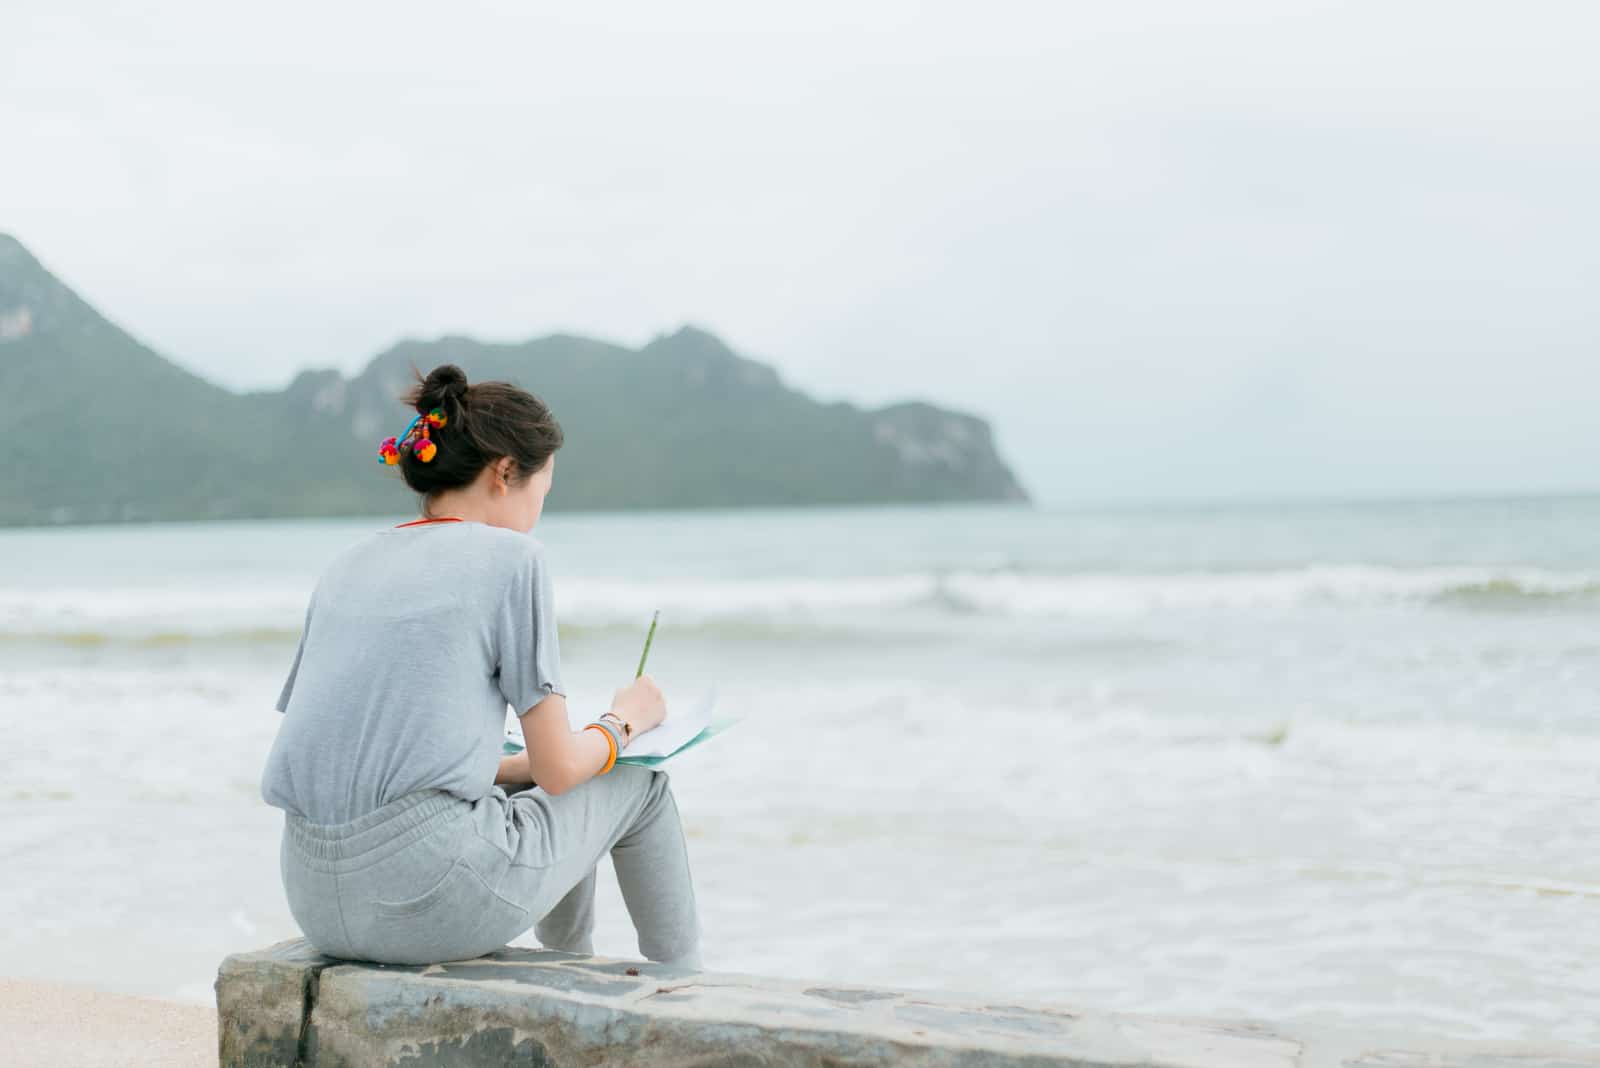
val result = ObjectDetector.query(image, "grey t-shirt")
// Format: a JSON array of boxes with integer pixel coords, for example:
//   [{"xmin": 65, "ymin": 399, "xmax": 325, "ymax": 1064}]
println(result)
[{"xmin": 260, "ymin": 520, "xmax": 565, "ymax": 824}]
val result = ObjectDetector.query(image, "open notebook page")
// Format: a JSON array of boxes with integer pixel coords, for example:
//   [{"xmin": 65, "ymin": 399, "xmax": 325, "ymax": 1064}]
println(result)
[{"xmin": 504, "ymin": 687, "xmax": 719, "ymax": 760}]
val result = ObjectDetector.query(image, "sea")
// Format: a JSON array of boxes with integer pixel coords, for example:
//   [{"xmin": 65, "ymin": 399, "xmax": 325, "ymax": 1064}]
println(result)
[{"xmin": 1, "ymin": 497, "xmax": 1597, "ymax": 1045}]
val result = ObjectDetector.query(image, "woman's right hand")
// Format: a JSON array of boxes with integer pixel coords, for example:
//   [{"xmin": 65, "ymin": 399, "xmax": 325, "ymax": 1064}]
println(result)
[{"xmin": 611, "ymin": 673, "xmax": 666, "ymax": 737}]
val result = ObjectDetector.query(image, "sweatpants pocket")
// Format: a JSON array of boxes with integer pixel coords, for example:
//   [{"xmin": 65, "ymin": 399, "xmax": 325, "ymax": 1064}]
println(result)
[{"xmin": 363, "ymin": 858, "xmax": 531, "ymax": 965}]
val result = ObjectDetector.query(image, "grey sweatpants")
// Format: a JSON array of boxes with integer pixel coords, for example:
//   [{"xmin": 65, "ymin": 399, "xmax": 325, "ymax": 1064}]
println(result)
[{"xmin": 278, "ymin": 763, "xmax": 702, "ymax": 969}]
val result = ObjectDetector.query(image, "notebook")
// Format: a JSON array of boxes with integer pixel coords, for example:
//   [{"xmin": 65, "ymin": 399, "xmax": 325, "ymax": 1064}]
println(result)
[{"xmin": 502, "ymin": 685, "xmax": 737, "ymax": 768}]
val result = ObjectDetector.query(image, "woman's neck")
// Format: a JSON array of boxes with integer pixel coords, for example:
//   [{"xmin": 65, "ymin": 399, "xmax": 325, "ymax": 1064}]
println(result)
[{"xmin": 421, "ymin": 494, "xmax": 488, "ymax": 524}]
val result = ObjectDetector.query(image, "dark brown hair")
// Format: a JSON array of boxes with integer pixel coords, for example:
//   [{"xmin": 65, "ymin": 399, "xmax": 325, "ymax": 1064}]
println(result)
[{"xmin": 395, "ymin": 363, "xmax": 563, "ymax": 513}]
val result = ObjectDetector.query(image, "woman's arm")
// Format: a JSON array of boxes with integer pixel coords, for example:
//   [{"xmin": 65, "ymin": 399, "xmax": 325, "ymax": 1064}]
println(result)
[
  {"xmin": 501, "ymin": 680, "xmax": 662, "ymax": 794},
  {"xmin": 495, "ymin": 752, "xmax": 535, "ymax": 787},
  {"xmin": 514, "ymin": 692, "xmax": 622, "ymax": 795}
]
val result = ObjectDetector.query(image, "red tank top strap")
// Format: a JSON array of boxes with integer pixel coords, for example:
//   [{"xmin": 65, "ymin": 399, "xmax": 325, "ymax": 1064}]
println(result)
[{"xmin": 393, "ymin": 517, "xmax": 466, "ymax": 528}]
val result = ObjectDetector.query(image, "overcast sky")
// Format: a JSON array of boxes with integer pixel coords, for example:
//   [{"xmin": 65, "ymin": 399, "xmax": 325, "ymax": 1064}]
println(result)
[{"xmin": 4, "ymin": 1, "xmax": 1597, "ymax": 505}]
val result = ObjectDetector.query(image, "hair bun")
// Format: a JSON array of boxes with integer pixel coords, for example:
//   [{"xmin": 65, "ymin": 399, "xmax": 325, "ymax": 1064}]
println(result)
[{"xmin": 419, "ymin": 364, "xmax": 469, "ymax": 411}]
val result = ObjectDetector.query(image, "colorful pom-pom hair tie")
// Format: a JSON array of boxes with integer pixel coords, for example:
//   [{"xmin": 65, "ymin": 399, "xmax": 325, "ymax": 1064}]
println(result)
[{"xmin": 376, "ymin": 406, "xmax": 449, "ymax": 465}]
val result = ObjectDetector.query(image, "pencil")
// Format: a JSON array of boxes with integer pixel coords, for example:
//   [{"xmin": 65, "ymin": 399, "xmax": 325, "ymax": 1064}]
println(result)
[{"xmin": 635, "ymin": 609, "xmax": 659, "ymax": 678}]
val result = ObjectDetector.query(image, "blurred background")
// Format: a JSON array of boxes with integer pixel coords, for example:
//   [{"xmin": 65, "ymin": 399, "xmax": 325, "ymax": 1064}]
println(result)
[{"xmin": 2, "ymin": 0, "xmax": 1597, "ymax": 1048}]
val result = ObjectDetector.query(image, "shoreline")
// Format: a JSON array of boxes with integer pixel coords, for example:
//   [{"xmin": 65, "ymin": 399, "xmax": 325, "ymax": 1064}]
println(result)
[{"xmin": 0, "ymin": 976, "xmax": 215, "ymax": 1067}]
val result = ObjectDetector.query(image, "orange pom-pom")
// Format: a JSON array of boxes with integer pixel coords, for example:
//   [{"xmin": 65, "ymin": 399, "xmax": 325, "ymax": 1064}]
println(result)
[{"xmin": 413, "ymin": 437, "xmax": 437, "ymax": 462}]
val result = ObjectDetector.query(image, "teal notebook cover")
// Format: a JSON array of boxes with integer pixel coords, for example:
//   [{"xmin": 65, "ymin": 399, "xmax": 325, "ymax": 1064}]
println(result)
[{"xmin": 615, "ymin": 714, "xmax": 740, "ymax": 766}]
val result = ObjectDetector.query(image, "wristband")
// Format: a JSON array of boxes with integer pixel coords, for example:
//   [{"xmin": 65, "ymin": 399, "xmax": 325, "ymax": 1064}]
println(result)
[
  {"xmin": 599, "ymin": 711, "xmax": 631, "ymax": 743},
  {"xmin": 592, "ymin": 717, "xmax": 625, "ymax": 755},
  {"xmin": 583, "ymin": 723, "xmax": 617, "ymax": 774}
]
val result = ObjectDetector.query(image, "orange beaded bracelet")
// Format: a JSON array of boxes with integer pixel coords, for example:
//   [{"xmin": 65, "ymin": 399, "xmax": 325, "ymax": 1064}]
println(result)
[{"xmin": 584, "ymin": 722, "xmax": 617, "ymax": 774}]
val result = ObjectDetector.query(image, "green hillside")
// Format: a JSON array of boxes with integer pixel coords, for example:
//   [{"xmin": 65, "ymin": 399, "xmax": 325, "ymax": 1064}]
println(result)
[{"xmin": 0, "ymin": 234, "xmax": 1031, "ymax": 526}]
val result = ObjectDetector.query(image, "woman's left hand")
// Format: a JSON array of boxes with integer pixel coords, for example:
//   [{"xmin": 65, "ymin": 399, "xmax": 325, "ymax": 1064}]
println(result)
[{"xmin": 494, "ymin": 751, "xmax": 536, "ymax": 787}]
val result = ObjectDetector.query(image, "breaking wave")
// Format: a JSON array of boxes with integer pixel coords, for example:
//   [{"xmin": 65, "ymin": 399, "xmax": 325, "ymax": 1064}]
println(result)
[{"xmin": 1, "ymin": 564, "xmax": 1594, "ymax": 644}]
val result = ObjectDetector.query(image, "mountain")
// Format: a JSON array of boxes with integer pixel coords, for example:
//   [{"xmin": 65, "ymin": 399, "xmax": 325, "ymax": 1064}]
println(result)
[{"xmin": 0, "ymin": 234, "xmax": 1031, "ymax": 525}]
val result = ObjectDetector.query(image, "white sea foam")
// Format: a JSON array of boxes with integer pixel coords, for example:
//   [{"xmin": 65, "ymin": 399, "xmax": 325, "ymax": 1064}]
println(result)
[
  {"xmin": 1, "ymin": 564, "xmax": 1594, "ymax": 642},
  {"xmin": 553, "ymin": 565, "xmax": 1600, "ymax": 622}
]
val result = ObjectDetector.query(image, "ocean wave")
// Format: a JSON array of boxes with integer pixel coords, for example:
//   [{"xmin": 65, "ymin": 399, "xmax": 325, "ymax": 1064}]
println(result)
[
  {"xmin": 0, "ymin": 618, "xmax": 870, "ymax": 647},
  {"xmin": 933, "ymin": 565, "xmax": 1600, "ymax": 617},
  {"xmin": 515, "ymin": 565, "xmax": 1600, "ymax": 621},
  {"xmin": 0, "ymin": 565, "xmax": 1594, "ymax": 642},
  {"xmin": 1428, "ymin": 577, "xmax": 1600, "ymax": 606},
  {"xmin": 0, "ymin": 627, "xmax": 306, "ymax": 647}
]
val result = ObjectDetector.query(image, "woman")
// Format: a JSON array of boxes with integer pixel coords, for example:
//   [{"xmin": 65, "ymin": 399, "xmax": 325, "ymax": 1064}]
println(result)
[{"xmin": 259, "ymin": 363, "xmax": 702, "ymax": 969}]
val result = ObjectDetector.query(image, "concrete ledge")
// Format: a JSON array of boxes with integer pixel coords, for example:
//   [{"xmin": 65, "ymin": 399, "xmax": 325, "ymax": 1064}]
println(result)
[{"xmin": 217, "ymin": 938, "xmax": 1600, "ymax": 1067}]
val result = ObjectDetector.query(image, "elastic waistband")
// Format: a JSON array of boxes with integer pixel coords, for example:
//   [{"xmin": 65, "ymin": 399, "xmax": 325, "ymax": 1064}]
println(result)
[{"xmin": 283, "ymin": 787, "xmax": 467, "ymax": 868}]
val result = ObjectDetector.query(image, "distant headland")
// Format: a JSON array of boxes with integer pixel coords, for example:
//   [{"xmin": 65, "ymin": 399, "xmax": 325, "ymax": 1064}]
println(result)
[{"xmin": 0, "ymin": 233, "xmax": 1030, "ymax": 526}]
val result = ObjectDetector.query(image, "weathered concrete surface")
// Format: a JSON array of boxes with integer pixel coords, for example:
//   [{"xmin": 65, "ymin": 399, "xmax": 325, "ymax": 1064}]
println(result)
[
  {"xmin": 216, "ymin": 938, "xmax": 326, "ymax": 1067},
  {"xmin": 217, "ymin": 938, "xmax": 1600, "ymax": 1067}
]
